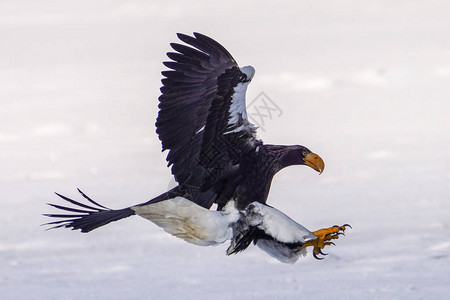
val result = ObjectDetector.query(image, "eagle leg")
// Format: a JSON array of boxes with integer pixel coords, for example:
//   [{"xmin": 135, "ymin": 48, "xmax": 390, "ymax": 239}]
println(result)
[{"xmin": 302, "ymin": 224, "xmax": 351, "ymax": 259}]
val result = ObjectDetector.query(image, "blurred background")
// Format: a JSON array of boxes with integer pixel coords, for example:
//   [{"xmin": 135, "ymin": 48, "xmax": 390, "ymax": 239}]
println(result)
[{"xmin": 1, "ymin": 1, "xmax": 449, "ymax": 299}]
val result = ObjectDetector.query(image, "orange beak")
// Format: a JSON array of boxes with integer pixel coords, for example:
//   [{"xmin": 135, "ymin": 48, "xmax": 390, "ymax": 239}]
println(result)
[{"xmin": 303, "ymin": 153, "xmax": 325, "ymax": 174}]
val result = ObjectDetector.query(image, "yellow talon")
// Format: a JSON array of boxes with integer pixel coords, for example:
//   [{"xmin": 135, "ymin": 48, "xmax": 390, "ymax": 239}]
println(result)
[{"xmin": 302, "ymin": 224, "xmax": 350, "ymax": 259}]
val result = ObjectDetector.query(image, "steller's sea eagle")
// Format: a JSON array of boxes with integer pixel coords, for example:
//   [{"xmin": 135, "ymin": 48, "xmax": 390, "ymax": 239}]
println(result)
[{"xmin": 44, "ymin": 32, "xmax": 350, "ymax": 263}]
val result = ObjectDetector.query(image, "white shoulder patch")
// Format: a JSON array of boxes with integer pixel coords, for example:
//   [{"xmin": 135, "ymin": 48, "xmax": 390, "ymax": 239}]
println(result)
[
  {"xmin": 240, "ymin": 65, "xmax": 255, "ymax": 80},
  {"xmin": 225, "ymin": 65, "xmax": 258, "ymax": 135},
  {"xmin": 227, "ymin": 81, "xmax": 251, "ymax": 126}
]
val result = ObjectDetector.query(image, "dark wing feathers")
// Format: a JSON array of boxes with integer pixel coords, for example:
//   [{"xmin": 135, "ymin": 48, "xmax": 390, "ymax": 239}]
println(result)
[{"xmin": 156, "ymin": 32, "xmax": 259, "ymax": 201}]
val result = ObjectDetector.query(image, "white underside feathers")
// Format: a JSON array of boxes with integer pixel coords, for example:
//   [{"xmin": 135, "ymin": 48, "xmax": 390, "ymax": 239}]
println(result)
[
  {"xmin": 132, "ymin": 197, "xmax": 239, "ymax": 246},
  {"xmin": 256, "ymin": 239, "xmax": 308, "ymax": 264},
  {"xmin": 132, "ymin": 197, "xmax": 314, "ymax": 263},
  {"xmin": 245, "ymin": 202, "xmax": 315, "ymax": 244},
  {"xmin": 240, "ymin": 202, "xmax": 315, "ymax": 263}
]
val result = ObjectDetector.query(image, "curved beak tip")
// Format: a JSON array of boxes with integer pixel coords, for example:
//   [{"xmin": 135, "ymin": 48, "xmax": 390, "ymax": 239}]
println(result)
[{"xmin": 303, "ymin": 153, "xmax": 325, "ymax": 174}]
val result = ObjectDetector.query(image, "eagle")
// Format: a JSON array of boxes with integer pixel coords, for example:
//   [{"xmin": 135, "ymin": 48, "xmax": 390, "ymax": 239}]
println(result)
[{"xmin": 44, "ymin": 32, "xmax": 349, "ymax": 263}]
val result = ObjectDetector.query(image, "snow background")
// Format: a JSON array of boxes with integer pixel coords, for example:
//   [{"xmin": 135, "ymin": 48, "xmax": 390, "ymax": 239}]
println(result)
[{"xmin": 1, "ymin": 1, "xmax": 449, "ymax": 299}]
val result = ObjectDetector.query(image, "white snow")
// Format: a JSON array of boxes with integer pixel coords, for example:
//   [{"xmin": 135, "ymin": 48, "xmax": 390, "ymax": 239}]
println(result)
[{"xmin": 1, "ymin": 1, "xmax": 450, "ymax": 299}]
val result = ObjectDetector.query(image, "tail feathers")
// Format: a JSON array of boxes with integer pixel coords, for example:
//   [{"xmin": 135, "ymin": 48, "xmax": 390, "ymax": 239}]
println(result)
[{"xmin": 43, "ymin": 189, "xmax": 135, "ymax": 233}]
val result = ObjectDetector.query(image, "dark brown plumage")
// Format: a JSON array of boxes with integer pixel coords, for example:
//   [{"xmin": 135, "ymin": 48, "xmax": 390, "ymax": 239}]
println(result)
[{"xmin": 43, "ymin": 33, "xmax": 338, "ymax": 264}]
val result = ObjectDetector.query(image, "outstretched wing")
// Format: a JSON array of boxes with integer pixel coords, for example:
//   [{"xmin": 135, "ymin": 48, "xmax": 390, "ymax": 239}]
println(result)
[{"xmin": 156, "ymin": 32, "xmax": 260, "ymax": 196}]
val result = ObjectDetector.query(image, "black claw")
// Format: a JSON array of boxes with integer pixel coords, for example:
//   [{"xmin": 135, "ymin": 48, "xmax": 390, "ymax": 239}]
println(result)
[
  {"xmin": 313, "ymin": 252, "xmax": 324, "ymax": 260},
  {"xmin": 318, "ymin": 248, "xmax": 328, "ymax": 256},
  {"xmin": 343, "ymin": 224, "xmax": 352, "ymax": 229},
  {"xmin": 337, "ymin": 232, "xmax": 345, "ymax": 236},
  {"xmin": 329, "ymin": 242, "xmax": 336, "ymax": 246}
]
